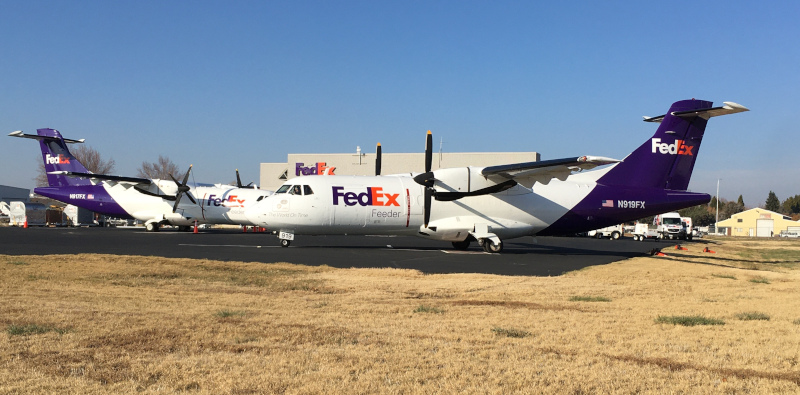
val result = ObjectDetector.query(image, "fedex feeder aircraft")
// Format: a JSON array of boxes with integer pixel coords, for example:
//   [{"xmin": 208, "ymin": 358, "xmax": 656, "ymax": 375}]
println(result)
[
  {"xmin": 245, "ymin": 99, "xmax": 748, "ymax": 252},
  {"xmin": 10, "ymin": 128, "xmax": 271, "ymax": 231}
]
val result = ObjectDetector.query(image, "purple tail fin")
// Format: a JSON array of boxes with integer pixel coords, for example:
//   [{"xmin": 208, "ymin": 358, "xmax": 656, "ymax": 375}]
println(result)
[
  {"xmin": 36, "ymin": 128, "xmax": 92, "ymax": 187},
  {"xmin": 598, "ymin": 99, "xmax": 744, "ymax": 191}
]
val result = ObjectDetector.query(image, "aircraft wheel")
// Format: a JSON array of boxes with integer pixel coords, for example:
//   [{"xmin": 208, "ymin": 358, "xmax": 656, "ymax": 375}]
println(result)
[
  {"xmin": 596, "ymin": 233, "xmax": 603, "ymax": 239},
  {"xmin": 452, "ymin": 240, "xmax": 470, "ymax": 250},
  {"xmin": 178, "ymin": 226, "xmax": 190, "ymax": 232},
  {"xmin": 611, "ymin": 231, "xmax": 621, "ymax": 240},
  {"xmin": 483, "ymin": 240, "xmax": 503, "ymax": 253},
  {"xmin": 146, "ymin": 222, "xmax": 159, "ymax": 232},
  {"xmin": 280, "ymin": 239, "xmax": 291, "ymax": 248}
]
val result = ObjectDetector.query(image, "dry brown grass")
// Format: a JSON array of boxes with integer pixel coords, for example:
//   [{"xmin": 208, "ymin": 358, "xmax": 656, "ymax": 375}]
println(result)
[{"xmin": 2, "ymin": 237, "xmax": 800, "ymax": 394}]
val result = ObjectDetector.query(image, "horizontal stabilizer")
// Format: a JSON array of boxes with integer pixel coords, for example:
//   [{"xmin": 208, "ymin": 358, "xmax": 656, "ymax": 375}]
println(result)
[
  {"xmin": 643, "ymin": 101, "xmax": 749, "ymax": 123},
  {"xmin": 9, "ymin": 130, "xmax": 85, "ymax": 144}
]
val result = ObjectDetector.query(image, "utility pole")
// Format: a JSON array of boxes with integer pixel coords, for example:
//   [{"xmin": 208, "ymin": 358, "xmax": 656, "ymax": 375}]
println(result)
[{"xmin": 715, "ymin": 178, "xmax": 721, "ymax": 234}]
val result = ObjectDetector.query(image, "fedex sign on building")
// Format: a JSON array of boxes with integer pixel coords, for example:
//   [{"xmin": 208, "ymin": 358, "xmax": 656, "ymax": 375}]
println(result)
[{"xmin": 296, "ymin": 162, "xmax": 336, "ymax": 176}]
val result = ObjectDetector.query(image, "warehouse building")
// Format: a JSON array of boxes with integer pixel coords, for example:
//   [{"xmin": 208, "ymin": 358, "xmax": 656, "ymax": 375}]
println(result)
[
  {"xmin": 260, "ymin": 150, "xmax": 540, "ymax": 191},
  {"xmin": 0, "ymin": 185, "xmax": 30, "ymax": 203},
  {"xmin": 716, "ymin": 208, "xmax": 800, "ymax": 237}
]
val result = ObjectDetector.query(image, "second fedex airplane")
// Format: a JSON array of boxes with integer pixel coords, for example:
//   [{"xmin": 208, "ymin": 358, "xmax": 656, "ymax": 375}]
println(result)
[
  {"xmin": 245, "ymin": 99, "xmax": 748, "ymax": 252},
  {"xmin": 11, "ymin": 128, "xmax": 272, "ymax": 231}
]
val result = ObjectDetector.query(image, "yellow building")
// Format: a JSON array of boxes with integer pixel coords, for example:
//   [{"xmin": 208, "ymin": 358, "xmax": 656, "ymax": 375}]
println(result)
[{"xmin": 717, "ymin": 208, "xmax": 800, "ymax": 237}]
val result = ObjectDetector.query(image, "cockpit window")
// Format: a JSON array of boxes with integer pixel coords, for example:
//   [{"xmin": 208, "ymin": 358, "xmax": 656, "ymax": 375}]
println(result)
[
  {"xmin": 290, "ymin": 185, "xmax": 302, "ymax": 195},
  {"xmin": 303, "ymin": 185, "xmax": 314, "ymax": 195},
  {"xmin": 276, "ymin": 185, "xmax": 291, "ymax": 194}
]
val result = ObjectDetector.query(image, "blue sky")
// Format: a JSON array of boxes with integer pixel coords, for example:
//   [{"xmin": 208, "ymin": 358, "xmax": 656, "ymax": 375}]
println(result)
[{"xmin": 2, "ymin": 1, "xmax": 798, "ymax": 206}]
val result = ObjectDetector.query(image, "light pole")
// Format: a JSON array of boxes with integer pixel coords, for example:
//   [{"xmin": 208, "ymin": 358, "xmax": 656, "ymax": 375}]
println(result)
[{"xmin": 715, "ymin": 179, "xmax": 721, "ymax": 234}]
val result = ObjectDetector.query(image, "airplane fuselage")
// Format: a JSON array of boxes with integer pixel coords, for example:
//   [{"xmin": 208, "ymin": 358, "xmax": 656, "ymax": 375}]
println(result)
[
  {"xmin": 245, "ymin": 169, "xmax": 710, "ymax": 242},
  {"xmin": 36, "ymin": 181, "xmax": 271, "ymax": 226}
]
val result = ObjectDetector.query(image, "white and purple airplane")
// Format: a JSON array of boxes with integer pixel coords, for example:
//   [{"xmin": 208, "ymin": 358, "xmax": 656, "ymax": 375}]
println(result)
[
  {"xmin": 244, "ymin": 99, "xmax": 748, "ymax": 252},
  {"xmin": 10, "ymin": 129, "xmax": 272, "ymax": 231}
]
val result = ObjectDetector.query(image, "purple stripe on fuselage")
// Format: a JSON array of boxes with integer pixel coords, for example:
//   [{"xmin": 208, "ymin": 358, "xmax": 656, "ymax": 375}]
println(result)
[
  {"xmin": 35, "ymin": 185, "xmax": 132, "ymax": 219},
  {"xmin": 537, "ymin": 184, "xmax": 710, "ymax": 236}
]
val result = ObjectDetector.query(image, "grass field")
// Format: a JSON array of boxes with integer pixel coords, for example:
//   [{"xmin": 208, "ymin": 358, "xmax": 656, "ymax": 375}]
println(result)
[{"xmin": 2, "ymin": 237, "xmax": 800, "ymax": 394}]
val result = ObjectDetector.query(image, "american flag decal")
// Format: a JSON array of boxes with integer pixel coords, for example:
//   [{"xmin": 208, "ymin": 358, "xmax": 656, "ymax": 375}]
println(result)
[
  {"xmin": 88, "ymin": 194, "xmax": 94, "ymax": 199},
  {"xmin": 601, "ymin": 200, "xmax": 613, "ymax": 208}
]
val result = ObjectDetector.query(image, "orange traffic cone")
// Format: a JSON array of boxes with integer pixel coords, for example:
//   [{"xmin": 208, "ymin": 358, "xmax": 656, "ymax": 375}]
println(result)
[
  {"xmin": 193, "ymin": 221, "xmax": 198, "ymax": 234},
  {"xmin": 23, "ymin": 219, "xmax": 28, "ymax": 228}
]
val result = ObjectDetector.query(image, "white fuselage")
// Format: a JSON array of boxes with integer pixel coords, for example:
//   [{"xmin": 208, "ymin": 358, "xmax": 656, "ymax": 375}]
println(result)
[
  {"xmin": 245, "ymin": 168, "xmax": 611, "ymax": 242},
  {"xmin": 103, "ymin": 180, "xmax": 272, "ymax": 226}
]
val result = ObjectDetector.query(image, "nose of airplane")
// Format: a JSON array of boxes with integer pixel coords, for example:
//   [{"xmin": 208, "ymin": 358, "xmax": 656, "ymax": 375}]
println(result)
[{"xmin": 244, "ymin": 197, "xmax": 270, "ymax": 226}]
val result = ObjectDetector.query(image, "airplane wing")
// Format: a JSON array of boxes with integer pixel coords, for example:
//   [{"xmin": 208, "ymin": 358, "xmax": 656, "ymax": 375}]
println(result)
[
  {"xmin": 481, "ymin": 156, "xmax": 619, "ymax": 188},
  {"xmin": 48, "ymin": 171, "xmax": 152, "ymax": 186}
]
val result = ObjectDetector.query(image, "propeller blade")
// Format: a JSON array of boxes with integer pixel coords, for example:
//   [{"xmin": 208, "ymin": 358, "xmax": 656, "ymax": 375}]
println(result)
[
  {"xmin": 424, "ymin": 130, "xmax": 432, "ymax": 173},
  {"xmin": 182, "ymin": 164, "xmax": 192, "ymax": 186},
  {"xmin": 185, "ymin": 191, "xmax": 197, "ymax": 205},
  {"xmin": 375, "ymin": 143, "xmax": 382, "ymax": 176},
  {"xmin": 423, "ymin": 187, "xmax": 432, "ymax": 228},
  {"xmin": 173, "ymin": 192, "xmax": 183, "ymax": 213}
]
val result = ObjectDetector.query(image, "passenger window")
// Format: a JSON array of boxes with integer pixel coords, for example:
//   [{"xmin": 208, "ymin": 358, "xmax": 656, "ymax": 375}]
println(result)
[
  {"xmin": 276, "ymin": 185, "xmax": 290, "ymax": 194},
  {"xmin": 303, "ymin": 185, "xmax": 314, "ymax": 195}
]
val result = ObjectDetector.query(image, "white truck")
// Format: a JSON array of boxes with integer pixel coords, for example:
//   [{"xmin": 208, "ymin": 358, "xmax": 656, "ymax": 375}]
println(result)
[
  {"xmin": 632, "ymin": 212, "xmax": 692, "ymax": 241},
  {"xmin": 587, "ymin": 224, "xmax": 624, "ymax": 240}
]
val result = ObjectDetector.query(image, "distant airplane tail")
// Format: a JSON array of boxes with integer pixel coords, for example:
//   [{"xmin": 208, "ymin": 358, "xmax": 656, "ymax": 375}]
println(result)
[
  {"xmin": 597, "ymin": 99, "xmax": 748, "ymax": 191},
  {"xmin": 10, "ymin": 128, "xmax": 92, "ymax": 187}
]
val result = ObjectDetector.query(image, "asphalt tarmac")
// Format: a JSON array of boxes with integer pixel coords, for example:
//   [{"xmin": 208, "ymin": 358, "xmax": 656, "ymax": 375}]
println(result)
[{"xmin": 0, "ymin": 226, "xmax": 678, "ymax": 276}]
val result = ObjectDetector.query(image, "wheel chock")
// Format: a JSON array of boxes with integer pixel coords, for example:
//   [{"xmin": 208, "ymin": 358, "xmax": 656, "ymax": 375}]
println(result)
[
  {"xmin": 703, "ymin": 247, "xmax": 716, "ymax": 253},
  {"xmin": 675, "ymin": 245, "xmax": 688, "ymax": 250}
]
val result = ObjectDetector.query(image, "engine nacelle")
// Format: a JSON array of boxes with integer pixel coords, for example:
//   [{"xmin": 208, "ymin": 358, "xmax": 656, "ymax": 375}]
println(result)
[{"xmin": 431, "ymin": 167, "xmax": 516, "ymax": 201}]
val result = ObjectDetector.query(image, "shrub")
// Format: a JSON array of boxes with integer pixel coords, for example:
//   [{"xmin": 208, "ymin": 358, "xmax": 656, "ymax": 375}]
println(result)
[
  {"xmin": 569, "ymin": 295, "xmax": 611, "ymax": 302},
  {"xmin": 413, "ymin": 305, "xmax": 444, "ymax": 314},
  {"xmin": 655, "ymin": 315, "xmax": 725, "ymax": 326},
  {"xmin": 491, "ymin": 327, "xmax": 531, "ymax": 338},
  {"xmin": 735, "ymin": 311, "xmax": 770, "ymax": 321},
  {"xmin": 749, "ymin": 277, "xmax": 770, "ymax": 284}
]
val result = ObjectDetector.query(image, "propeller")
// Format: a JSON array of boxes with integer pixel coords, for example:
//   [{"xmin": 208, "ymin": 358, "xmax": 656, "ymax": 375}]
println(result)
[
  {"xmin": 375, "ymin": 143, "xmax": 382, "ymax": 176},
  {"xmin": 236, "ymin": 169, "xmax": 255, "ymax": 188},
  {"xmin": 170, "ymin": 164, "xmax": 196, "ymax": 213},
  {"xmin": 412, "ymin": 131, "xmax": 435, "ymax": 228}
]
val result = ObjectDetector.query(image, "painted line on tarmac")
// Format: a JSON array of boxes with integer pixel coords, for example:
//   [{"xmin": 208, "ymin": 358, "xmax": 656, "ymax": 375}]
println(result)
[{"xmin": 178, "ymin": 244, "xmax": 271, "ymax": 248}]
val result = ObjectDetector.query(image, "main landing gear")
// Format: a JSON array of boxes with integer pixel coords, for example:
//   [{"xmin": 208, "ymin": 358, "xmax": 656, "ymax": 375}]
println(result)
[{"xmin": 461, "ymin": 238, "xmax": 503, "ymax": 253}]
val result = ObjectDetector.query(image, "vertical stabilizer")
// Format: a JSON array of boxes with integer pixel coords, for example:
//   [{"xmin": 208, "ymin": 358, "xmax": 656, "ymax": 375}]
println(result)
[
  {"xmin": 598, "ymin": 100, "xmax": 747, "ymax": 191},
  {"xmin": 36, "ymin": 128, "xmax": 92, "ymax": 187}
]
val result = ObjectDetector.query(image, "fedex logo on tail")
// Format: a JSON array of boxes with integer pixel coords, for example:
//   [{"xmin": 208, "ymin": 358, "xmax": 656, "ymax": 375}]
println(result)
[
  {"xmin": 333, "ymin": 187, "xmax": 400, "ymax": 207},
  {"xmin": 651, "ymin": 138, "xmax": 694, "ymax": 156},
  {"xmin": 45, "ymin": 154, "xmax": 71, "ymax": 165}
]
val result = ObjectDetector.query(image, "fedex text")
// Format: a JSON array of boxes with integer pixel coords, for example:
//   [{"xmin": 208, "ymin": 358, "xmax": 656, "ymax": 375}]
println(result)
[
  {"xmin": 45, "ymin": 154, "xmax": 70, "ymax": 165},
  {"xmin": 332, "ymin": 187, "xmax": 400, "ymax": 207},
  {"xmin": 296, "ymin": 162, "xmax": 336, "ymax": 176},
  {"xmin": 207, "ymin": 194, "xmax": 246, "ymax": 207},
  {"xmin": 651, "ymin": 138, "xmax": 693, "ymax": 156}
]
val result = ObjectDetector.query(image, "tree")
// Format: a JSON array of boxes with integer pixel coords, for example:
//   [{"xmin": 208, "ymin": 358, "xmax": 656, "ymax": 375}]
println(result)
[
  {"xmin": 737, "ymin": 195, "xmax": 745, "ymax": 207},
  {"xmin": 765, "ymin": 191, "xmax": 781, "ymax": 212},
  {"xmin": 781, "ymin": 195, "xmax": 800, "ymax": 215},
  {"xmin": 137, "ymin": 155, "xmax": 186, "ymax": 180},
  {"xmin": 709, "ymin": 196, "xmax": 718, "ymax": 209},
  {"xmin": 35, "ymin": 145, "xmax": 116, "ymax": 187},
  {"xmin": 678, "ymin": 204, "xmax": 716, "ymax": 227}
]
